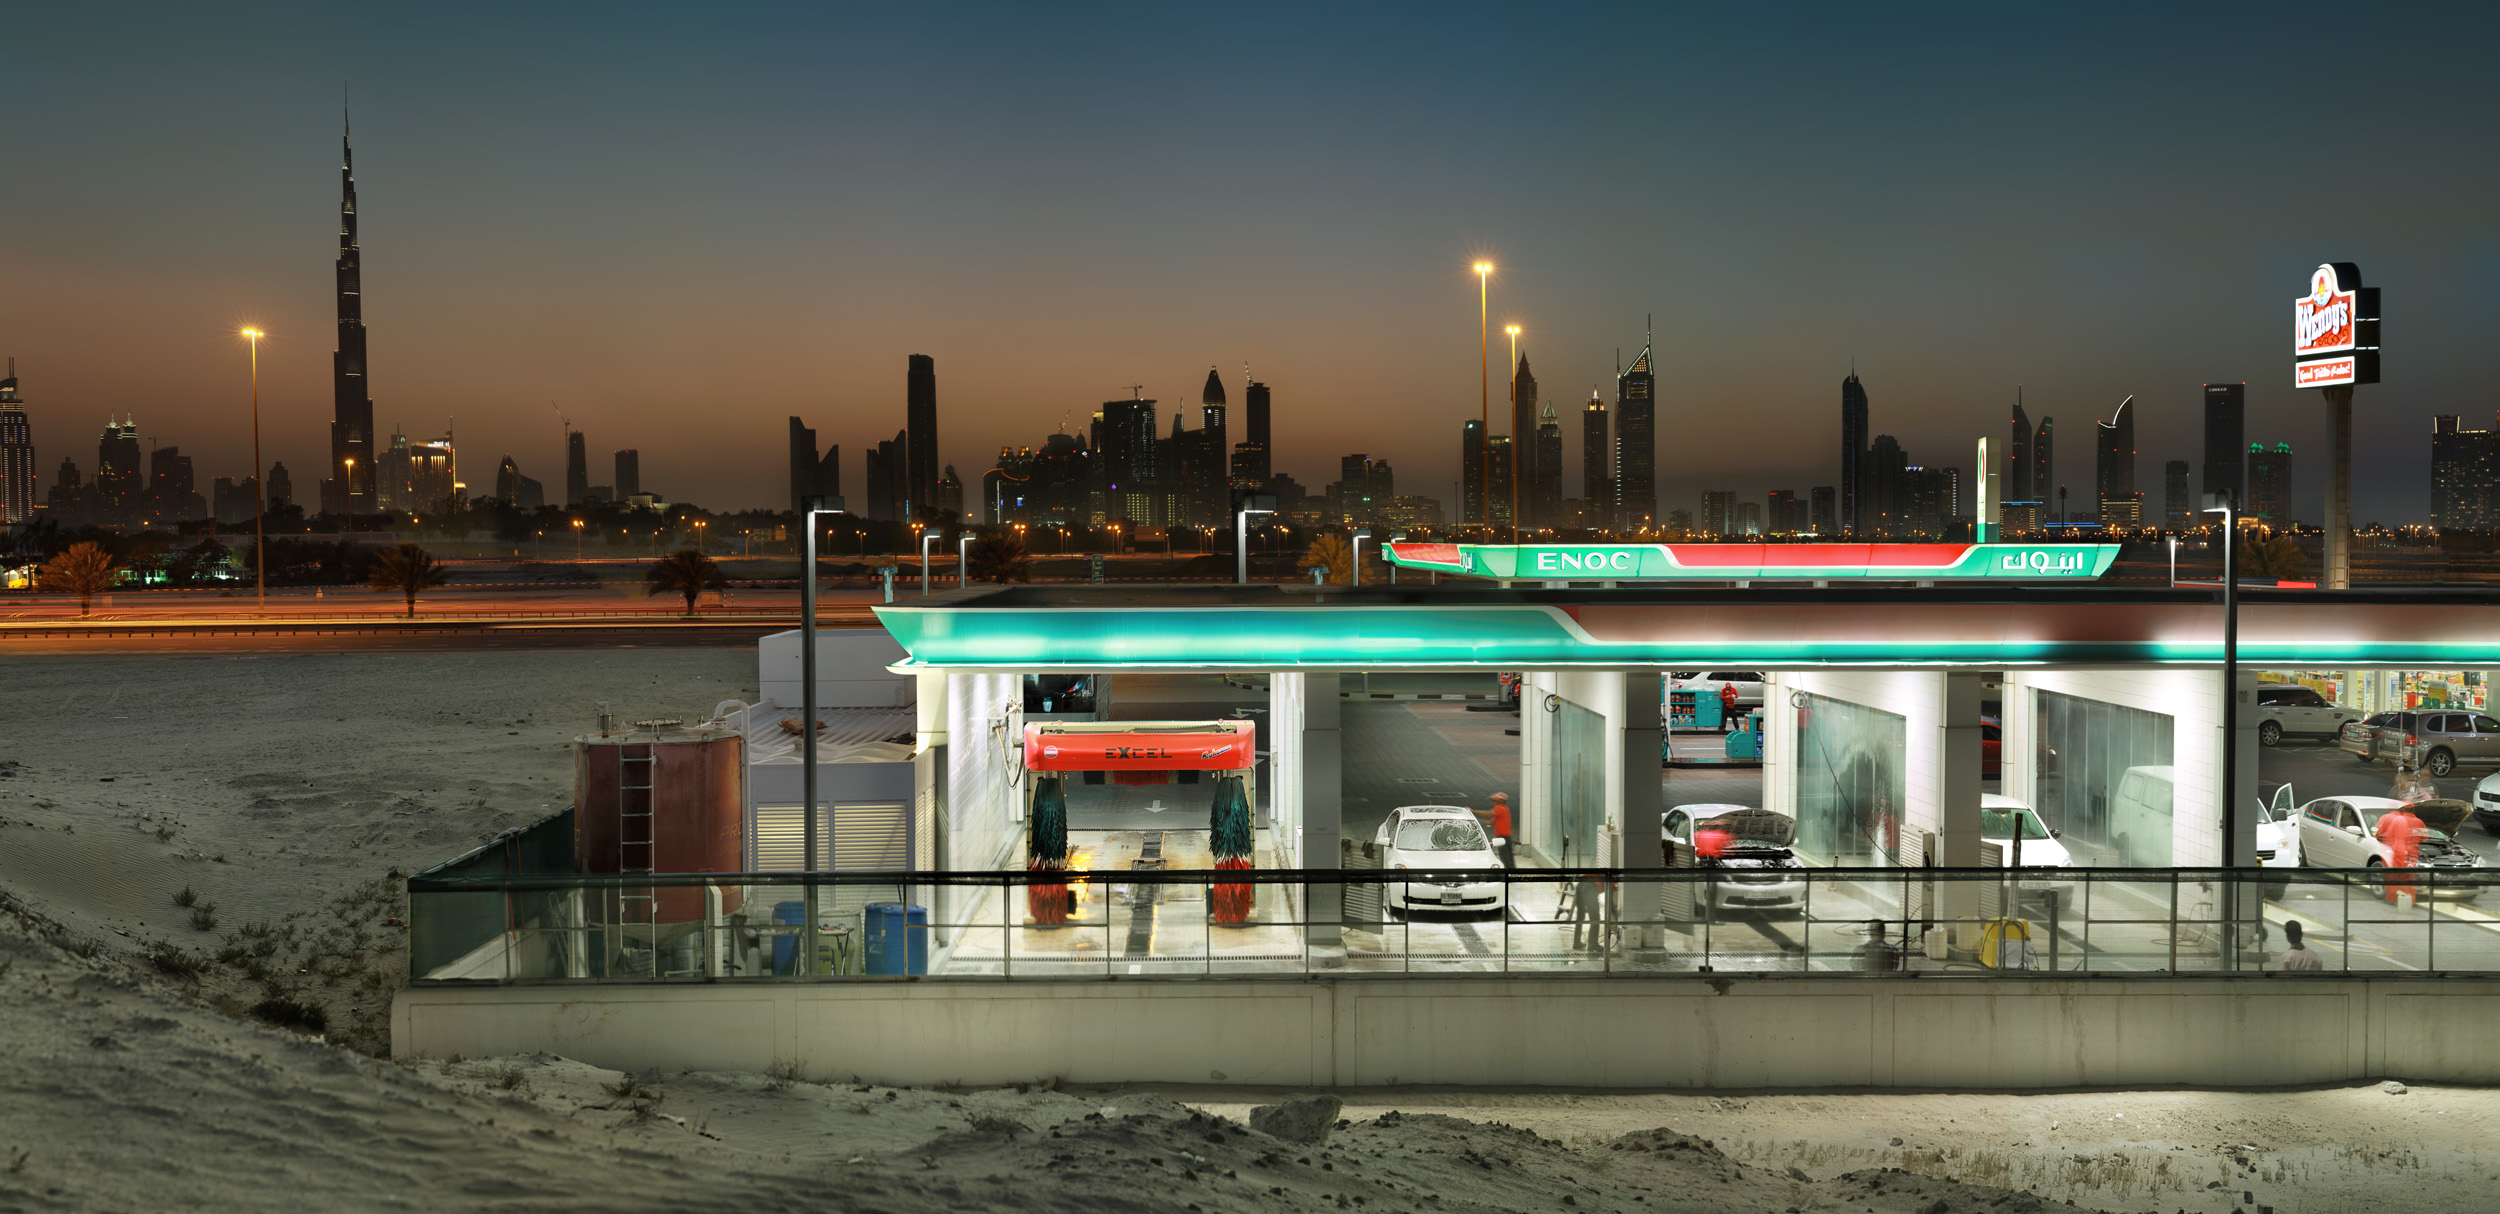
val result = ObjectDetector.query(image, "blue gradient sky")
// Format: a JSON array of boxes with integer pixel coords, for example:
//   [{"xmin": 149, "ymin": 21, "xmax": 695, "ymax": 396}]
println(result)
[{"xmin": 7, "ymin": 3, "xmax": 2494, "ymax": 522}]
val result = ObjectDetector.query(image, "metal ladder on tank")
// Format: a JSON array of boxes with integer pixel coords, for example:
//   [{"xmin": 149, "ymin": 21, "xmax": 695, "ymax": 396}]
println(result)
[{"xmin": 616, "ymin": 742, "xmax": 659, "ymax": 977}]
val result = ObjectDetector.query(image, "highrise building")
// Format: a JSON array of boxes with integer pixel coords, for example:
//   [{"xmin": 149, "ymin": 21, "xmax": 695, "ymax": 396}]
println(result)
[
  {"xmin": 1095, "ymin": 396, "xmax": 1161, "ymax": 525},
  {"xmin": 1809, "ymin": 486, "xmax": 1836, "ymax": 535},
  {"xmin": 2431, "ymin": 414, "xmax": 2499, "ymax": 532},
  {"xmin": 1580, "ymin": 390, "xmax": 1611, "ymax": 529},
  {"xmin": 2094, "ymin": 397, "xmax": 2136, "ymax": 526},
  {"xmin": 1615, "ymin": 338, "xmax": 1656, "ymax": 531},
  {"xmin": 323, "ymin": 114, "xmax": 377, "ymax": 519},
  {"xmin": 864, "ymin": 429, "xmax": 908, "ymax": 522},
  {"xmin": 495, "ymin": 456, "xmax": 544, "ymax": 509},
  {"xmin": 2163, "ymin": 460, "xmax": 2191, "ymax": 528},
  {"xmin": 787, "ymin": 416, "xmax": 841, "ymax": 516},
  {"xmin": 1197, "ymin": 368, "xmax": 1229, "ymax": 525},
  {"xmin": 2203, "ymin": 383, "xmax": 2246, "ymax": 510},
  {"xmin": 376, "ymin": 428, "xmax": 412, "ymax": 513},
  {"xmin": 95, "ymin": 416, "xmax": 140, "ymax": 522},
  {"xmin": 1486, "ymin": 435, "xmax": 1515, "ymax": 528},
  {"xmin": 1735, "ymin": 501, "xmax": 1763, "ymax": 536},
  {"xmin": 614, "ymin": 449, "xmax": 640, "ymax": 500},
  {"xmin": 47, "ymin": 457, "xmax": 86, "ymax": 524},
  {"xmin": 0, "ymin": 360, "xmax": 33, "ymax": 524},
  {"xmin": 1461, "ymin": 418, "xmax": 1487, "ymax": 526},
  {"xmin": 146, "ymin": 445, "xmax": 202, "ymax": 522},
  {"xmin": 1532, "ymin": 403, "xmax": 1562, "ymax": 529},
  {"xmin": 2007, "ymin": 399, "xmax": 2033, "ymax": 502},
  {"xmin": 906, "ymin": 354, "xmax": 937, "ymax": 520},
  {"xmin": 1700, "ymin": 491, "xmax": 1735, "ymax": 537},
  {"xmin": 565, "ymin": 430, "xmax": 589, "ymax": 507},
  {"xmin": 2031, "ymin": 417, "xmax": 2055, "ymax": 516},
  {"xmin": 2248, "ymin": 442, "xmax": 2294, "ymax": 526},
  {"xmin": 409, "ymin": 434, "xmax": 458, "ymax": 514},
  {"xmin": 1767, "ymin": 489, "xmax": 1800, "ymax": 534},
  {"xmin": 1839, "ymin": 372, "xmax": 1869, "ymax": 534},
  {"xmin": 1511, "ymin": 351, "xmax": 1539, "ymax": 525},
  {"xmin": 936, "ymin": 465, "xmax": 964, "ymax": 520},
  {"xmin": 1234, "ymin": 375, "xmax": 1272, "ymax": 488},
  {"xmin": 267, "ymin": 462, "xmax": 294, "ymax": 508},
  {"xmin": 1866, "ymin": 434, "xmax": 1908, "ymax": 537}
]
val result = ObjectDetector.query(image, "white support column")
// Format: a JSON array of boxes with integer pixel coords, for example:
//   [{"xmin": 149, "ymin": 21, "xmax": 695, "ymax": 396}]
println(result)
[
  {"xmin": 1618, "ymin": 672, "xmax": 1664, "ymax": 948},
  {"xmin": 1301, "ymin": 673, "xmax": 1343, "ymax": 947},
  {"xmin": 2216, "ymin": 669, "xmax": 2260, "ymax": 868},
  {"xmin": 1938, "ymin": 673, "xmax": 1985, "ymax": 866}
]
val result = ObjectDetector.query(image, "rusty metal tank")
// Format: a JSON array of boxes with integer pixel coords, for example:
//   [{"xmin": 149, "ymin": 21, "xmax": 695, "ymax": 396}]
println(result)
[{"xmin": 574, "ymin": 720, "xmax": 744, "ymax": 921}]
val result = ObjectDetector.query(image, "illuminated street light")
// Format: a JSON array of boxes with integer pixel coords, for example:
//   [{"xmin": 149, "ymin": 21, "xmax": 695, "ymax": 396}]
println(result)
[
  {"xmin": 1474, "ymin": 262, "xmax": 1492, "ymax": 533},
  {"xmin": 1505, "ymin": 322, "xmax": 1521, "ymax": 542},
  {"xmin": 240, "ymin": 328, "xmax": 266, "ymax": 614},
  {"xmin": 1236, "ymin": 507, "xmax": 1273, "ymax": 585},
  {"xmin": 572, "ymin": 517, "xmax": 584, "ymax": 562},
  {"xmin": 797, "ymin": 494, "xmax": 839, "ymax": 971},
  {"xmin": 958, "ymin": 532, "xmax": 973, "ymax": 586},
  {"xmin": 919, "ymin": 528, "xmax": 941, "ymax": 596}
]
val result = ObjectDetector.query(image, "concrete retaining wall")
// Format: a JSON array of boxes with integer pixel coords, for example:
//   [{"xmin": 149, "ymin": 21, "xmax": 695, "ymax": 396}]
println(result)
[{"xmin": 394, "ymin": 975, "xmax": 2495, "ymax": 1089}]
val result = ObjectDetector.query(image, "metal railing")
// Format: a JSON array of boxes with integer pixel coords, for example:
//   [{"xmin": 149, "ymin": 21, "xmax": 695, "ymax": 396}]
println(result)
[{"xmin": 406, "ymin": 864, "xmax": 2500, "ymax": 984}]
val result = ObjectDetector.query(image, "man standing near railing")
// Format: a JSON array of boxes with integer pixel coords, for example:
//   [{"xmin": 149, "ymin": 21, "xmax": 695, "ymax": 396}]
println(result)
[
  {"xmin": 2278, "ymin": 920, "xmax": 2324, "ymax": 971},
  {"xmin": 1571, "ymin": 871, "xmax": 1611, "ymax": 951}
]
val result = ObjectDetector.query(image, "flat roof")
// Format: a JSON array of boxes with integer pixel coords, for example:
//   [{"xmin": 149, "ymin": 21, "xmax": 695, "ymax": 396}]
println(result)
[{"xmin": 873, "ymin": 584, "xmax": 2500, "ymax": 672}]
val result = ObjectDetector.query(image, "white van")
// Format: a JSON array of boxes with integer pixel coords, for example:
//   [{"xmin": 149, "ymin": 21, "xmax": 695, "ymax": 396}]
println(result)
[{"xmin": 2109, "ymin": 766, "xmax": 2177, "ymax": 867}]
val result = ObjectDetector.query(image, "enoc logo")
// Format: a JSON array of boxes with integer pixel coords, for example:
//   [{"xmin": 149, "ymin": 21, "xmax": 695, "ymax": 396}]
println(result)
[{"xmin": 1998, "ymin": 549, "xmax": 2089, "ymax": 574}]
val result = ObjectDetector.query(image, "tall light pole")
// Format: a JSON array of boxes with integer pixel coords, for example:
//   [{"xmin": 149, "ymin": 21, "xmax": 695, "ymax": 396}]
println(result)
[
  {"xmin": 1474, "ymin": 262, "xmax": 1492, "ymax": 535},
  {"xmin": 241, "ymin": 328, "xmax": 266, "ymax": 613},
  {"xmin": 2204, "ymin": 490, "xmax": 2240, "ymax": 867},
  {"xmin": 572, "ymin": 518, "xmax": 583, "ymax": 561},
  {"xmin": 1505, "ymin": 322, "xmax": 1521, "ymax": 542},
  {"xmin": 1349, "ymin": 527, "xmax": 1372, "ymax": 589},
  {"xmin": 958, "ymin": 533, "xmax": 973, "ymax": 587},
  {"xmin": 798, "ymin": 497, "xmax": 835, "ymax": 972},
  {"xmin": 1236, "ymin": 507, "xmax": 1273, "ymax": 585},
  {"xmin": 693, "ymin": 519, "xmax": 707, "ymax": 554},
  {"xmin": 919, "ymin": 528, "xmax": 941, "ymax": 596}
]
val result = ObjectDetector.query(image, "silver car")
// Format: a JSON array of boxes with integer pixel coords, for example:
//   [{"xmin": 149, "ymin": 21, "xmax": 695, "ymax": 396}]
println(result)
[
  {"xmin": 1375, "ymin": 806, "xmax": 1507, "ymax": 919},
  {"xmin": 2340, "ymin": 711, "xmax": 2419, "ymax": 763},
  {"xmin": 2398, "ymin": 712, "xmax": 2500, "ymax": 778},
  {"xmin": 2293, "ymin": 795, "xmax": 2484, "ymax": 899},
  {"xmin": 1663, "ymin": 804, "xmax": 1805, "ymax": 915},
  {"xmin": 2253, "ymin": 683, "xmax": 2356, "ymax": 747}
]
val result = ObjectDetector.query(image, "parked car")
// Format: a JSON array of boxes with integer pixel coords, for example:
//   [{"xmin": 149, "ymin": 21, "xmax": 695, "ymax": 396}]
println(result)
[
  {"xmin": 1375, "ymin": 805, "xmax": 1507, "ymax": 919},
  {"xmin": 2253, "ymin": 683, "xmax": 2358, "ymax": 747},
  {"xmin": 2398, "ymin": 712, "xmax": 2500, "ymax": 778},
  {"xmin": 2290, "ymin": 794, "xmax": 2484, "ymax": 898},
  {"xmin": 1668, "ymin": 672, "xmax": 1765, "ymax": 711},
  {"xmin": 2108, "ymin": 766, "xmax": 2179, "ymax": 868},
  {"xmin": 2471, "ymin": 771, "xmax": 2500, "ymax": 836},
  {"xmin": 1979, "ymin": 793, "xmax": 2071, "ymax": 900},
  {"xmin": 1981, "ymin": 716, "xmax": 2002, "ymax": 778},
  {"xmin": 2340, "ymin": 711, "xmax": 2420, "ymax": 764},
  {"xmin": 1662, "ymin": 804, "xmax": 1803, "ymax": 915}
]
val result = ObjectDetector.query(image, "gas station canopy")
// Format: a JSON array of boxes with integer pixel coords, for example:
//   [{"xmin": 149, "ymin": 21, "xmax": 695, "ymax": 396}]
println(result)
[{"xmin": 1383, "ymin": 542, "xmax": 2120, "ymax": 582}]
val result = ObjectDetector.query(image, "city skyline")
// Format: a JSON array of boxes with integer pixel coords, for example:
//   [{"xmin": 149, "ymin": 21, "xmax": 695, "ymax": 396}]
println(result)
[{"xmin": 4, "ymin": 6, "xmax": 2495, "ymax": 524}]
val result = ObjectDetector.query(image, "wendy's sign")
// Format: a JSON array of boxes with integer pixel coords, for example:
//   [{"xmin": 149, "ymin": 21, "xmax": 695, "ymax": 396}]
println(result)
[{"xmin": 2295, "ymin": 262, "xmax": 2379, "ymax": 388}]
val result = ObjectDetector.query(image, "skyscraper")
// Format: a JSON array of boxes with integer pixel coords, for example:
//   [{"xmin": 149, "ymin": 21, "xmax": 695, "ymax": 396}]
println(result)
[
  {"xmin": 95, "ymin": 416, "xmax": 139, "ymax": 522},
  {"xmin": 1767, "ymin": 489, "xmax": 1800, "ymax": 534},
  {"xmin": 2031, "ymin": 417, "xmax": 2055, "ymax": 518},
  {"xmin": 1198, "ymin": 367, "xmax": 1229, "ymax": 525},
  {"xmin": 2202, "ymin": 383, "xmax": 2246, "ymax": 510},
  {"xmin": 1809, "ymin": 486, "xmax": 1836, "ymax": 535},
  {"xmin": 565, "ymin": 430, "xmax": 589, "ymax": 507},
  {"xmin": 1866, "ymin": 434, "xmax": 1907, "ymax": 536},
  {"xmin": 2163, "ymin": 460, "xmax": 2191, "ymax": 528},
  {"xmin": 2007, "ymin": 399, "xmax": 2033, "ymax": 502},
  {"xmin": 1839, "ymin": 372, "xmax": 1868, "ymax": 534},
  {"xmin": 267, "ymin": 462, "xmax": 294, "ymax": 509},
  {"xmin": 1580, "ymin": 390, "xmax": 1611, "ymax": 528},
  {"xmin": 496, "ymin": 456, "xmax": 544, "ymax": 509},
  {"xmin": 1236, "ymin": 375, "xmax": 1272, "ymax": 488},
  {"xmin": 2248, "ymin": 442, "xmax": 2294, "ymax": 525},
  {"xmin": 615, "ymin": 449, "xmax": 641, "ymax": 499},
  {"xmin": 1461, "ymin": 418, "xmax": 1487, "ymax": 526},
  {"xmin": 906, "ymin": 354, "xmax": 937, "ymax": 520},
  {"xmin": 323, "ymin": 113, "xmax": 376, "ymax": 519},
  {"xmin": 2431, "ymin": 414, "xmax": 2499, "ymax": 532},
  {"xmin": 1700, "ymin": 490, "xmax": 1735, "ymax": 537},
  {"xmin": 0, "ymin": 360, "xmax": 32, "ymax": 524},
  {"xmin": 1510, "ymin": 351, "xmax": 1539, "ymax": 526},
  {"xmin": 1532, "ymin": 403, "xmax": 1562, "ymax": 529},
  {"xmin": 788, "ymin": 416, "xmax": 840, "ymax": 516},
  {"xmin": 1615, "ymin": 336, "xmax": 1656, "ymax": 531},
  {"xmin": 2094, "ymin": 396, "xmax": 2137, "ymax": 525},
  {"xmin": 865, "ymin": 429, "xmax": 908, "ymax": 522},
  {"xmin": 1486, "ymin": 435, "xmax": 1515, "ymax": 528}
]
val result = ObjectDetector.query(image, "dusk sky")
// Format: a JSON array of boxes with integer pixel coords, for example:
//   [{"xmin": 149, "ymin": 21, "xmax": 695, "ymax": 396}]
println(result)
[{"xmin": 9, "ymin": 3, "xmax": 2496, "ymax": 523}]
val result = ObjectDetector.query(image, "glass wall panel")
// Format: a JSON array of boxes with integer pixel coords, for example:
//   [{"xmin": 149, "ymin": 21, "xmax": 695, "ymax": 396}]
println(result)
[
  {"xmin": 1545, "ymin": 700, "xmax": 1608, "ymax": 868},
  {"xmin": 1794, "ymin": 693, "xmax": 1904, "ymax": 865},
  {"xmin": 2033, "ymin": 690, "xmax": 2174, "ymax": 866}
]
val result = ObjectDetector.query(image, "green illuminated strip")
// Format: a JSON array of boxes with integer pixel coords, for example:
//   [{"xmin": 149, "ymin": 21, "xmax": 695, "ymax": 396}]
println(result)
[{"xmin": 1385, "ymin": 544, "xmax": 2118, "ymax": 581}]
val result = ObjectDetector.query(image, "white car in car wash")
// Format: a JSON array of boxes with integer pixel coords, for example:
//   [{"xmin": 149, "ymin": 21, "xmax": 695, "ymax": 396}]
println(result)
[{"xmin": 1374, "ymin": 805, "xmax": 1508, "ymax": 919}]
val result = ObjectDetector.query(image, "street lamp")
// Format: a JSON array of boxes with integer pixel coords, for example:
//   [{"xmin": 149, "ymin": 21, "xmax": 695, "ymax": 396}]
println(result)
[
  {"xmin": 1349, "ymin": 527, "xmax": 1373, "ymax": 589},
  {"xmin": 919, "ymin": 529, "xmax": 942, "ymax": 596},
  {"xmin": 693, "ymin": 519, "xmax": 707, "ymax": 554},
  {"xmin": 342, "ymin": 457, "xmax": 356, "ymax": 536},
  {"xmin": 240, "ymin": 328, "xmax": 266, "ymax": 614},
  {"xmin": 797, "ymin": 496, "xmax": 839, "ymax": 972},
  {"xmin": 1236, "ymin": 507, "xmax": 1274, "ymax": 585},
  {"xmin": 572, "ymin": 518, "xmax": 584, "ymax": 561},
  {"xmin": 958, "ymin": 533, "xmax": 973, "ymax": 587}
]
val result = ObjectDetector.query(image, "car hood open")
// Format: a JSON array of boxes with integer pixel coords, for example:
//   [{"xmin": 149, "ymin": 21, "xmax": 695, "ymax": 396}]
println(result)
[
  {"xmin": 1698, "ymin": 808, "xmax": 1797, "ymax": 847},
  {"xmin": 2402, "ymin": 799, "xmax": 2473, "ymax": 837}
]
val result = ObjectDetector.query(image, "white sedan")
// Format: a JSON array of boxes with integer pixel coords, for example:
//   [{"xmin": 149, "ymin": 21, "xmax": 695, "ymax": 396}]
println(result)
[
  {"xmin": 2289, "ymin": 793, "xmax": 2484, "ymax": 900},
  {"xmin": 1375, "ymin": 805, "xmax": 1508, "ymax": 919}
]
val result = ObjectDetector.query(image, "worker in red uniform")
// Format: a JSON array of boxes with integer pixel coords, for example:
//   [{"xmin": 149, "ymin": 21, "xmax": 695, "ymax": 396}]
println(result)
[
  {"xmin": 1718, "ymin": 682, "xmax": 1742, "ymax": 732},
  {"xmin": 1487, "ymin": 792, "xmax": 1516, "ymax": 869},
  {"xmin": 2374, "ymin": 806, "xmax": 2424, "ymax": 904}
]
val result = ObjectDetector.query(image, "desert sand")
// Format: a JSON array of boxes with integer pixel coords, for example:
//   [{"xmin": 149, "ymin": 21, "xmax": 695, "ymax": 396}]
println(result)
[{"xmin": 5, "ymin": 646, "xmax": 2497, "ymax": 1212}]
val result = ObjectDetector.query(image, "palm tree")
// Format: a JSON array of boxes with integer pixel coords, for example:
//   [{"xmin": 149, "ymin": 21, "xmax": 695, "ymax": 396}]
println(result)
[
  {"xmin": 38, "ymin": 542, "xmax": 123, "ymax": 616},
  {"xmin": 1300, "ymin": 533, "xmax": 1353, "ymax": 584},
  {"xmin": 366, "ymin": 542, "xmax": 450, "ymax": 617},
  {"xmin": 646, "ymin": 548, "xmax": 727, "ymax": 615},
  {"xmin": 965, "ymin": 530, "xmax": 1033, "ymax": 584},
  {"xmin": 2241, "ymin": 531, "xmax": 2310, "ymax": 582}
]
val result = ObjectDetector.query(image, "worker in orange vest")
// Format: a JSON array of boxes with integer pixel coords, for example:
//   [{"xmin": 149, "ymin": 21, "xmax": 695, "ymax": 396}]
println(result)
[
  {"xmin": 1487, "ymin": 792, "xmax": 1515, "ymax": 868},
  {"xmin": 1718, "ymin": 681, "xmax": 1741, "ymax": 732}
]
